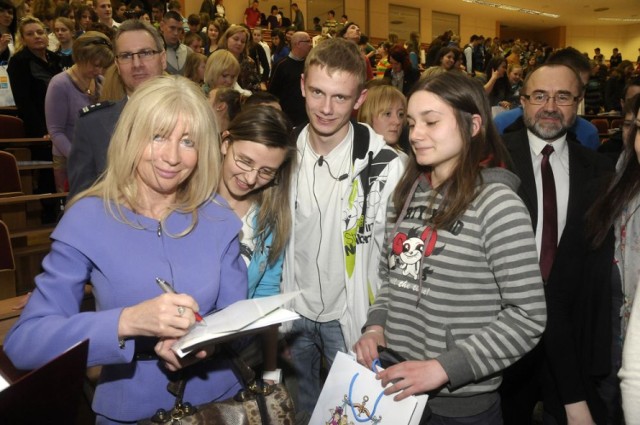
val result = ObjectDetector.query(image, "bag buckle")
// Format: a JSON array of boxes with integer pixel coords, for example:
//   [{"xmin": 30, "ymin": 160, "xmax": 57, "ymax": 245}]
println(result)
[{"xmin": 150, "ymin": 402, "xmax": 198, "ymax": 424}]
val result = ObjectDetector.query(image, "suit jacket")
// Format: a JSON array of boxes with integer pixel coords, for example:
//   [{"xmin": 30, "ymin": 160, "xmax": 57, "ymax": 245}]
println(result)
[
  {"xmin": 502, "ymin": 123, "xmax": 615, "ymax": 424},
  {"xmin": 67, "ymin": 98, "xmax": 126, "ymax": 200}
]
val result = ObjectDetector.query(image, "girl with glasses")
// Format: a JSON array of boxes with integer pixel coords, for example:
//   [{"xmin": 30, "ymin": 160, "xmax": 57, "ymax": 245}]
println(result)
[{"xmin": 217, "ymin": 105, "xmax": 296, "ymax": 379}]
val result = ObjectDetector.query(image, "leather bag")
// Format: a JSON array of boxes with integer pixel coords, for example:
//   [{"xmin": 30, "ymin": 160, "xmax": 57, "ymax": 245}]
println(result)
[{"xmin": 139, "ymin": 348, "xmax": 295, "ymax": 425}]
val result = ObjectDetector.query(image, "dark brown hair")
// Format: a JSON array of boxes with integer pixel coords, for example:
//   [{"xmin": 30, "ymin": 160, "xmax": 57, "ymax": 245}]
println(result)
[
  {"xmin": 587, "ymin": 94, "xmax": 640, "ymax": 248},
  {"xmin": 393, "ymin": 72, "xmax": 508, "ymax": 229}
]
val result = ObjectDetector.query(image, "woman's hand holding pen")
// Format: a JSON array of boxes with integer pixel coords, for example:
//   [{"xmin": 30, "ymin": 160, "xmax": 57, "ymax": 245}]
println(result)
[
  {"xmin": 118, "ymin": 293, "xmax": 201, "ymax": 339},
  {"xmin": 353, "ymin": 326, "xmax": 386, "ymax": 370}
]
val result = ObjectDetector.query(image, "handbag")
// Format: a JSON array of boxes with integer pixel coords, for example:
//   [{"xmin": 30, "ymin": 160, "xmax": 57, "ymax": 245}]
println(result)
[
  {"xmin": 139, "ymin": 347, "xmax": 295, "ymax": 425},
  {"xmin": 310, "ymin": 351, "xmax": 428, "ymax": 425}
]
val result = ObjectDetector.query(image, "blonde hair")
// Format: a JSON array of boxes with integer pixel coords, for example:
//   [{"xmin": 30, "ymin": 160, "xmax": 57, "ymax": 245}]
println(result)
[
  {"xmin": 73, "ymin": 75, "xmax": 221, "ymax": 235},
  {"xmin": 53, "ymin": 16, "xmax": 75, "ymax": 39},
  {"xmin": 98, "ymin": 63, "xmax": 126, "ymax": 101},
  {"xmin": 357, "ymin": 84, "xmax": 407, "ymax": 127},
  {"xmin": 204, "ymin": 49, "xmax": 239, "ymax": 89},
  {"xmin": 15, "ymin": 16, "xmax": 45, "ymax": 52},
  {"xmin": 218, "ymin": 24, "xmax": 249, "ymax": 56}
]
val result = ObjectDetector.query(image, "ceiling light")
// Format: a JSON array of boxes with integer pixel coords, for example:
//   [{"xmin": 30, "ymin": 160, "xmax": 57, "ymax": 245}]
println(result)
[
  {"xmin": 462, "ymin": 0, "xmax": 560, "ymax": 18},
  {"xmin": 598, "ymin": 17, "xmax": 640, "ymax": 22}
]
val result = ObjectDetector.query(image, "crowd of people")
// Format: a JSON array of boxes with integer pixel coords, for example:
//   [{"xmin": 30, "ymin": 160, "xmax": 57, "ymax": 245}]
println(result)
[{"xmin": 2, "ymin": 1, "xmax": 640, "ymax": 424}]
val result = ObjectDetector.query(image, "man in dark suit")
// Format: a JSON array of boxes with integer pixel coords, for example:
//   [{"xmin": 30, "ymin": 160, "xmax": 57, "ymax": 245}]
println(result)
[
  {"xmin": 67, "ymin": 20, "xmax": 166, "ymax": 199},
  {"xmin": 499, "ymin": 63, "xmax": 614, "ymax": 425}
]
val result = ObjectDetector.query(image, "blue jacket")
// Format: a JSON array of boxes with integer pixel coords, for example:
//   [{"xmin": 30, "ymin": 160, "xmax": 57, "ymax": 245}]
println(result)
[
  {"xmin": 4, "ymin": 196, "xmax": 247, "ymax": 422},
  {"xmin": 247, "ymin": 213, "xmax": 284, "ymax": 299},
  {"xmin": 493, "ymin": 107, "xmax": 600, "ymax": 151}
]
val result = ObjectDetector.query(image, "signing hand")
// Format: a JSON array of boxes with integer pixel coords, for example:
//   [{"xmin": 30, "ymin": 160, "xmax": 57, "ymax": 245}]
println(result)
[
  {"xmin": 353, "ymin": 326, "xmax": 385, "ymax": 370},
  {"xmin": 376, "ymin": 359, "xmax": 448, "ymax": 401},
  {"xmin": 118, "ymin": 293, "xmax": 200, "ymax": 339}
]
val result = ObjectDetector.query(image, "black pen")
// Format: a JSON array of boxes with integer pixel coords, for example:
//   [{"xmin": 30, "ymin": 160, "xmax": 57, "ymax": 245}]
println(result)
[{"xmin": 155, "ymin": 277, "xmax": 205, "ymax": 323}]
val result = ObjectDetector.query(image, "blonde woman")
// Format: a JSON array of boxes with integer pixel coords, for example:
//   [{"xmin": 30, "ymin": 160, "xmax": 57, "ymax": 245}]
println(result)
[
  {"xmin": 218, "ymin": 24, "xmax": 260, "ymax": 92},
  {"xmin": 357, "ymin": 84, "xmax": 408, "ymax": 158},
  {"xmin": 203, "ymin": 48, "xmax": 248, "ymax": 100},
  {"xmin": 8, "ymin": 16, "xmax": 62, "ymax": 137},
  {"xmin": 5, "ymin": 75, "xmax": 247, "ymax": 424}
]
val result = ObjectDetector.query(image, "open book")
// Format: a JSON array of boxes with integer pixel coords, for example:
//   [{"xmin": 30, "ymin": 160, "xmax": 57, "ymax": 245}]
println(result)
[{"xmin": 172, "ymin": 292, "xmax": 300, "ymax": 357}]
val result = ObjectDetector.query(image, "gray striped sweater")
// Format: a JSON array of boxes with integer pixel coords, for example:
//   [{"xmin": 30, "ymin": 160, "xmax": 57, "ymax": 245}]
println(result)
[{"xmin": 365, "ymin": 167, "xmax": 546, "ymax": 417}]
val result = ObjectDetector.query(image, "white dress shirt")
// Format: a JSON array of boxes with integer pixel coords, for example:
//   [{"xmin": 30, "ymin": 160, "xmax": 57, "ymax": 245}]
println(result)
[{"xmin": 527, "ymin": 130, "xmax": 570, "ymax": 259}]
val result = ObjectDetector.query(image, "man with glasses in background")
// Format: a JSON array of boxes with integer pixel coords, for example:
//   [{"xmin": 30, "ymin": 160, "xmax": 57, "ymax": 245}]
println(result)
[
  {"xmin": 499, "ymin": 63, "xmax": 614, "ymax": 425},
  {"xmin": 68, "ymin": 20, "xmax": 166, "ymax": 199},
  {"xmin": 268, "ymin": 31, "xmax": 311, "ymax": 127},
  {"xmin": 495, "ymin": 47, "xmax": 601, "ymax": 151}
]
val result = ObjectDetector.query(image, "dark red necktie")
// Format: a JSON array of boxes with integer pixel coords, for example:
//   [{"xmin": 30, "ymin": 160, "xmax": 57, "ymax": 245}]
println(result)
[{"xmin": 539, "ymin": 144, "xmax": 557, "ymax": 282}]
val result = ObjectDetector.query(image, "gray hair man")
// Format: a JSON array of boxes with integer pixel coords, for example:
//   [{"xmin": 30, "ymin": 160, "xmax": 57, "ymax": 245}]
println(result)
[{"xmin": 68, "ymin": 20, "xmax": 166, "ymax": 198}]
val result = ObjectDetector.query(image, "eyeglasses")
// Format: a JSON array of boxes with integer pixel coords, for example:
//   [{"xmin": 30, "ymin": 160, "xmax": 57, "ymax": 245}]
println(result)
[
  {"xmin": 115, "ymin": 49, "xmax": 161, "ymax": 63},
  {"xmin": 521, "ymin": 92, "xmax": 579, "ymax": 106},
  {"xmin": 229, "ymin": 144, "xmax": 278, "ymax": 181}
]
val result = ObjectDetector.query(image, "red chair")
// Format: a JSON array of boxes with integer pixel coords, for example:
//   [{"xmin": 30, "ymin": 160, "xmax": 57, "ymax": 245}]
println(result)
[
  {"xmin": 610, "ymin": 119, "xmax": 624, "ymax": 130},
  {"xmin": 0, "ymin": 115, "xmax": 25, "ymax": 139},
  {"xmin": 0, "ymin": 220, "xmax": 16, "ymax": 298},
  {"xmin": 0, "ymin": 151, "xmax": 22, "ymax": 195},
  {"xmin": 590, "ymin": 118, "xmax": 609, "ymax": 134}
]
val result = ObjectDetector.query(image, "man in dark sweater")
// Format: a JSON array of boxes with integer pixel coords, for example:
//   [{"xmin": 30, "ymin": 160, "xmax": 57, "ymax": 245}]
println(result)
[{"xmin": 268, "ymin": 31, "xmax": 311, "ymax": 127}]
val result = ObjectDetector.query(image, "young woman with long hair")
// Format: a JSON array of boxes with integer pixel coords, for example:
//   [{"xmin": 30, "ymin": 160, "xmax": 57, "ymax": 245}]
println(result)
[
  {"xmin": 217, "ymin": 105, "xmax": 296, "ymax": 376},
  {"xmin": 354, "ymin": 72, "xmax": 546, "ymax": 423}
]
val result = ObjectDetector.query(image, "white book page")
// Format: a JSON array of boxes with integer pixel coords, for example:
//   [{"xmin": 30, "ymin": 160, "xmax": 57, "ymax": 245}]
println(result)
[
  {"xmin": 172, "ymin": 291, "xmax": 300, "ymax": 356},
  {"xmin": 0, "ymin": 374, "xmax": 9, "ymax": 392}
]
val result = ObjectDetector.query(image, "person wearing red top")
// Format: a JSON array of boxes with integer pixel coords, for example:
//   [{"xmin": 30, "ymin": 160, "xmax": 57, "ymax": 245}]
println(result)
[{"xmin": 244, "ymin": 1, "xmax": 261, "ymax": 28}]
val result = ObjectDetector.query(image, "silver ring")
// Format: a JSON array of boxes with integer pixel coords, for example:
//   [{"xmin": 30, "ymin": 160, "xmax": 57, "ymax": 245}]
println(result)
[{"xmin": 177, "ymin": 306, "xmax": 186, "ymax": 316}]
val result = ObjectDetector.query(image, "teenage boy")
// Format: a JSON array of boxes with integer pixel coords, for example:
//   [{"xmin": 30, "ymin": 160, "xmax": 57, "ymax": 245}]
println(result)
[{"xmin": 281, "ymin": 37, "xmax": 405, "ymax": 418}]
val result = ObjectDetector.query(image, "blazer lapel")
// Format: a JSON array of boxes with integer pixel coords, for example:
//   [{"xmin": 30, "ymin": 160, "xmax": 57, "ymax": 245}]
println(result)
[
  {"xmin": 504, "ymin": 128, "xmax": 538, "ymax": 228},
  {"xmin": 566, "ymin": 140, "xmax": 590, "ymax": 223}
]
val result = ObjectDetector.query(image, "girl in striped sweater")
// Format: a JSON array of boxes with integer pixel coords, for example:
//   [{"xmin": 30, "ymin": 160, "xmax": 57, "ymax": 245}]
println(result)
[{"xmin": 354, "ymin": 72, "xmax": 547, "ymax": 424}]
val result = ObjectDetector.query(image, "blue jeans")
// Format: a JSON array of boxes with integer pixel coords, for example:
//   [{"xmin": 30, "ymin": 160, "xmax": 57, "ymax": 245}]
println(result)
[{"xmin": 288, "ymin": 317, "xmax": 347, "ymax": 416}]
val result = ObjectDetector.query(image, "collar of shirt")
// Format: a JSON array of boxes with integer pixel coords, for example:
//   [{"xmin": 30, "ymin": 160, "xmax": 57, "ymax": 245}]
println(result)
[{"xmin": 527, "ymin": 129, "xmax": 569, "ymax": 170}]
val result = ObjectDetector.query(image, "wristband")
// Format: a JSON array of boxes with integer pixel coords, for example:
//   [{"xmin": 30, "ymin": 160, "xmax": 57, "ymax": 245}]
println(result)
[
  {"xmin": 363, "ymin": 329, "xmax": 383, "ymax": 336},
  {"xmin": 262, "ymin": 368, "xmax": 282, "ymax": 384}
]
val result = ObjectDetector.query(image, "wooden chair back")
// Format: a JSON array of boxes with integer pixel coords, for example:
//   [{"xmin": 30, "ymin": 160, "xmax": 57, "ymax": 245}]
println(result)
[
  {"xmin": 0, "ymin": 220, "xmax": 16, "ymax": 299},
  {"xmin": 0, "ymin": 115, "xmax": 25, "ymax": 139},
  {"xmin": 0, "ymin": 221, "xmax": 14, "ymax": 272},
  {"xmin": 0, "ymin": 151, "xmax": 22, "ymax": 195}
]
